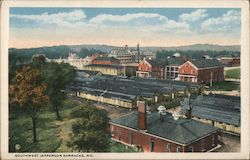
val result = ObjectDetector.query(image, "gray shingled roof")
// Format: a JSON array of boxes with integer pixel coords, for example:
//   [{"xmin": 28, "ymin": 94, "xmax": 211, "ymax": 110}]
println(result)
[
  {"xmin": 84, "ymin": 64, "xmax": 123, "ymax": 69},
  {"xmin": 180, "ymin": 94, "xmax": 240, "ymax": 126},
  {"xmin": 167, "ymin": 57, "xmax": 184, "ymax": 66},
  {"xmin": 148, "ymin": 59, "xmax": 168, "ymax": 66},
  {"xmin": 94, "ymin": 57, "xmax": 119, "ymax": 61},
  {"xmin": 191, "ymin": 59, "xmax": 224, "ymax": 68},
  {"xmin": 111, "ymin": 112, "xmax": 218, "ymax": 145}
]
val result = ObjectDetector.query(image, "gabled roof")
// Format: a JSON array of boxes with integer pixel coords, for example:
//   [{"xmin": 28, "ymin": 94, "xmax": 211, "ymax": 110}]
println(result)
[
  {"xmin": 190, "ymin": 59, "xmax": 224, "ymax": 68},
  {"xmin": 180, "ymin": 94, "xmax": 240, "ymax": 126},
  {"xmin": 111, "ymin": 112, "xmax": 219, "ymax": 145}
]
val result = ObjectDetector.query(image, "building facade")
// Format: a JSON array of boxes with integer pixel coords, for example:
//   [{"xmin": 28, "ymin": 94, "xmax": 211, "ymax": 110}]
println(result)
[
  {"xmin": 92, "ymin": 57, "xmax": 120, "ymax": 65},
  {"xmin": 136, "ymin": 58, "xmax": 167, "ymax": 79},
  {"xmin": 110, "ymin": 101, "xmax": 220, "ymax": 152},
  {"xmin": 82, "ymin": 64, "xmax": 124, "ymax": 76},
  {"xmin": 178, "ymin": 60, "xmax": 224, "ymax": 83},
  {"xmin": 217, "ymin": 56, "xmax": 240, "ymax": 67}
]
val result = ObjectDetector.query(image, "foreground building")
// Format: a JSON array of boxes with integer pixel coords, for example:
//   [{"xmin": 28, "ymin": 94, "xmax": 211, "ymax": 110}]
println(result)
[
  {"xmin": 180, "ymin": 94, "xmax": 240, "ymax": 134},
  {"xmin": 110, "ymin": 101, "xmax": 220, "ymax": 152},
  {"xmin": 178, "ymin": 59, "xmax": 224, "ymax": 83}
]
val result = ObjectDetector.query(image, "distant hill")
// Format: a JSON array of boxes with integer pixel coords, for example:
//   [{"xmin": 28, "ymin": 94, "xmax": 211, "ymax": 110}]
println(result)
[
  {"xmin": 159, "ymin": 44, "xmax": 240, "ymax": 52},
  {"xmin": 10, "ymin": 43, "xmax": 240, "ymax": 53}
]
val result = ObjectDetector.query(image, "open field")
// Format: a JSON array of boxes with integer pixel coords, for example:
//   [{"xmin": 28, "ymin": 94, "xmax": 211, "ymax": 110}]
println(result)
[
  {"xmin": 225, "ymin": 68, "xmax": 240, "ymax": 79},
  {"xmin": 207, "ymin": 81, "xmax": 240, "ymax": 91}
]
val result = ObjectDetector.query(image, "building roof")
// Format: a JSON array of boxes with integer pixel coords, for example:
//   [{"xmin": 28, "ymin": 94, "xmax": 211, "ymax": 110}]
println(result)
[
  {"xmin": 84, "ymin": 64, "xmax": 123, "ymax": 69},
  {"xmin": 93, "ymin": 57, "xmax": 119, "ymax": 62},
  {"xmin": 190, "ymin": 59, "xmax": 224, "ymax": 68},
  {"xmin": 111, "ymin": 112, "xmax": 219, "ymax": 145},
  {"xmin": 167, "ymin": 57, "xmax": 184, "ymax": 66},
  {"xmin": 148, "ymin": 59, "xmax": 168, "ymax": 66},
  {"xmin": 180, "ymin": 94, "xmax": 240, "ymax": 126}
]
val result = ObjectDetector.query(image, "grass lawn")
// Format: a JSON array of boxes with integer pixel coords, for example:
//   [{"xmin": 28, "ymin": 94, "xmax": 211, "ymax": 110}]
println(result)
[
  {"xmin": 9, "ymin": 99, "xmax": 136, "ymax": 153},
  {"xmin": 208, "ymin": 81, "xmax": 240, "ymax": 91},
  {"xmin": 9, "ymin": 100, "xmax": 79, "ymax": 152},
  {"xmin": 225, "ymin": 68, "xmax": 240, "ymax": 79},
  {"xmin": 110, "ymin": 141, "xmax": 138, "ymax": 152}
]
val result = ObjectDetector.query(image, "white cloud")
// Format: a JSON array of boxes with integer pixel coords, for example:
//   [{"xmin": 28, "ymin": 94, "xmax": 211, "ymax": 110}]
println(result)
[
  {"xmin": 179, "ymin": 9, "xmax": 208, "ymax": 22},
  {"xmin": 89, "ymin": 13, "xmax": 167, "ymax": 23},
  {"xmin": 89, "ymin": 12, "xmax": 189, "ymax": 31},
  {"xmin": 10, "ymin": 10, "xmax": 87, "ymax": 27},
  {"xmin": 201, "ymin": 10, "xmax": 240, "ymax": 30}
]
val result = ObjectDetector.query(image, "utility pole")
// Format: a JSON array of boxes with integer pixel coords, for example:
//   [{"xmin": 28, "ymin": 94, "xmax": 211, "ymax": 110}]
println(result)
[{"xmin": 210, "ymin": 72, "xmax": 213, "ymax": 87}]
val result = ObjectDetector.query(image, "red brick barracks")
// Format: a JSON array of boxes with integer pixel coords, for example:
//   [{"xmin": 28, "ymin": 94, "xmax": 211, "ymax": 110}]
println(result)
[
  {"xmin": 110, "ymin": 101, "xmax": 220, "ymax": 152},
  {"xmin": 179, "ymin": 59, "xmax": 224, "ymax": 83}
]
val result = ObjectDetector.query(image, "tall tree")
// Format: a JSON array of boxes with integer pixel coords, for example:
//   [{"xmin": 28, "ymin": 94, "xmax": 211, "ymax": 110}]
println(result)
[
  {"xmin": 9, "ymin": 65, "xmax": 49, "ymax": 143},
  {"xmin": 43, "ymin": 62, "xmax": 76, "ymax": 120},
  {"xmin": 67, "ymin": 104, "xmax": 110, "ymax": 152}
]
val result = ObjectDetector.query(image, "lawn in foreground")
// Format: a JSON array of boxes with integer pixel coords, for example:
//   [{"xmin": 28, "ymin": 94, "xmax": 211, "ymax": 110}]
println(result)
[{"xmin": 9, "ymin": 99, "xmax": 137, "ymax": 152}]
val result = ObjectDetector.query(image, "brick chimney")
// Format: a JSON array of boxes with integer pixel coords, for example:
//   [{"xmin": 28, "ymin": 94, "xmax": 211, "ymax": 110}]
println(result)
[{"xmin": 137, "ymin": 101, "xmax": 147, "ymax": 131}]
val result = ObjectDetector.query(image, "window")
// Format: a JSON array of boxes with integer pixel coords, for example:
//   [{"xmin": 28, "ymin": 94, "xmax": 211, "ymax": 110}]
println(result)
[
  {"xmin": 212, "ymin": 135, "xmax": 215, "ymax": 146},
  {"xmin": 187, "ymin": 146, "xmax": 193, "ymax": 152},
  {"xmin": 110, "ymin": 125, "xmax": 114, "ymax": 137},
  {"xmin": 118, "ymin": 128, "xmax": 122, "ymax": 141},
  {"xmin": 201, "ymin": 139, "xmax": 205, "ymax": 151},
  {"xmin": 176, "ymin": 146, "xmax": 181, "ymax": 152},
  {"xmin": 150, "ymin": 139, "xmax": 155, "ymax": 152},
  {"xmin": 130, "ymin": 133, "xmax": 134, "ymax": 145},
  {"xmin": 166, "ymin": 143, "xmax": 171, "ymax": 152}
]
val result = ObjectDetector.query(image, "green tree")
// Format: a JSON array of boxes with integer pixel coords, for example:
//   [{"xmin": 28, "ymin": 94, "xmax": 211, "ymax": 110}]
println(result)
[
  {"xmin": 67, "ymin": 105, "xmax": 110, "ymax": 152},
  {"xmin": 43, "ymin": 62, "xmax": 76, "ymax": 120},
  {"xmin": 9, "ymin": 65, "xmax": 49, "ymax": 143}
]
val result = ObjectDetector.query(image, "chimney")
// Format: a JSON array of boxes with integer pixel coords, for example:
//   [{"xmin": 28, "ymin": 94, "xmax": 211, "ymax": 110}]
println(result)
[
  {"xmin": 137, "ymin": 43, "xmax": 140, "ymax": 63},
  {"xmin": 137, "ymin": 101, "xmax": 147, "ymax": 131}
]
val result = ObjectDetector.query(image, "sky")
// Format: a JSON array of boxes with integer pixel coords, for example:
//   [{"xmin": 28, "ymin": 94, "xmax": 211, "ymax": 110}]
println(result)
[{"xmin": 9, "ymin": 8, "xmax": 241, "ymax": 48}]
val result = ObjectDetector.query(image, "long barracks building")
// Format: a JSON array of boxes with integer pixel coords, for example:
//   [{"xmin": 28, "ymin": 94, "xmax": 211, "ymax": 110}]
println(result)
[{"xmin": 70, "ymin": 76, "xmax": 203, "ymax": 109}]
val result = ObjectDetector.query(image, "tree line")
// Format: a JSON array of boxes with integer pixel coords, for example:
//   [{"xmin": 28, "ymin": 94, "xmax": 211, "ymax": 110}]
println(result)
[{"xmin": 156, "ymin": 50, "xmax": 240, "ymax": 60}]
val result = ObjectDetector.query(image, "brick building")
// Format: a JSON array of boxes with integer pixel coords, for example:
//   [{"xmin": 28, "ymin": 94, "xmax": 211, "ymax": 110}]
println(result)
[
  {"xmin": 217, "ymin": 56, "xmax": 240, "ymax": 67},
  {"xmin": 136, "ymin": 58, "xmax": 167, "ymax": 79},
  {"xmin": 165, "ymin": 56, "xmax": 191, "ymax": 80},
  {"xmin": 110, "ymin": 101, "xmax": 220, "ymax": 152},
  {"xmin": 178, "ymin": 59, "xmax": 224, "ymax": 84},
  {"xmin": 92, "ymin": 57, "xmax": 120, "ymax": 65}
]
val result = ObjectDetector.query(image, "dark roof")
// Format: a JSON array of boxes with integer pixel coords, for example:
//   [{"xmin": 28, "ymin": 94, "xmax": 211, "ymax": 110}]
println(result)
[
  {"xmin": 190, "ymin": 59, "xmax": 224, "ymax": 68},
  {"xmin": 94, "ymin": 57, "xmax": 119, "ymax": 61},
  {"xmin": 111, "ymin": 112, "xmax": 218, "ymax": 145},
  {"xmin": 167, "ymin": 57, "xmax": 184, "ymax": 66},
  {"xmin": 78, "ymin": 87, "xmax": 136, "ymax": 101},
  {"xmin": 148, "ymin": 59, "xmax": 168, "ymax": 66},
  {"xmin": 180, "ymin": 94, "xmax": 240, "ymax": 126},
  {"xmin": 84, "ymin": 64, "xmax": 123, "ymax": 69}
]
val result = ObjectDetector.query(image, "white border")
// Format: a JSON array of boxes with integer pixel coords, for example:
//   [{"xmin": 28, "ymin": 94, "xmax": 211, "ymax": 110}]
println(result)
[{"xmin": 1, "ymin": 0, "xmax": 249, "ymax": 159}]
